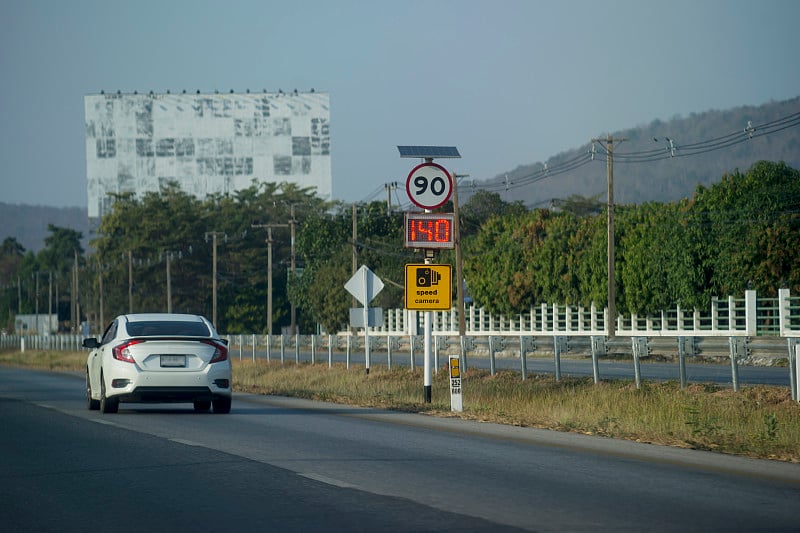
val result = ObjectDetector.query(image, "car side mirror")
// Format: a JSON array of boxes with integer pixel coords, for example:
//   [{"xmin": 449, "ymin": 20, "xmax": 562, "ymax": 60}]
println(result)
[{"xmin": 82, "ymin": 337, "xmax": 100, "ymax": 349}]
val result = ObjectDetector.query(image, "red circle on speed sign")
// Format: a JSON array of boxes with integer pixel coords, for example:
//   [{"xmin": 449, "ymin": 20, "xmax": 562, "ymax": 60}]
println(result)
[{"xmin": 405, "ymin": 162, "xmax": 453, "ymax": 210}]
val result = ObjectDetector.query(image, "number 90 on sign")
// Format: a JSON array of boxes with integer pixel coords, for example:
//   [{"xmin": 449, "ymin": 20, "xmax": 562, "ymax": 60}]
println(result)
[{"xmin": 405, "ymin": 162, "xmax": 453, "ymax": 209}]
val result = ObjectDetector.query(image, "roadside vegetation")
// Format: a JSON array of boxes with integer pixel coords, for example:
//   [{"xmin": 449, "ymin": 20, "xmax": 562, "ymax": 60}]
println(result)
[
  {"xmin": 4, "ymin": 161, "xmax": 800, "ymax": 337},
  {"xmin": 3, "ymin": 349, "xmax": 798, "ymax": 463}
]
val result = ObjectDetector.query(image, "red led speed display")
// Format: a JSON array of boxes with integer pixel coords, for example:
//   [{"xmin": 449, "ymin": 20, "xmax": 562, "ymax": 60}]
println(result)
[{"xmin": 404, "ymin": 213, "xmax": 455, "ymax": 249}]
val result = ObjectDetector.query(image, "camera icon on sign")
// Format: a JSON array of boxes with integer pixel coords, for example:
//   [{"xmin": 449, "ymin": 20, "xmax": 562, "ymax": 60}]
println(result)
[{"xmin": 416, "ymin": 267, "xmax": 441, "ymax": 287}]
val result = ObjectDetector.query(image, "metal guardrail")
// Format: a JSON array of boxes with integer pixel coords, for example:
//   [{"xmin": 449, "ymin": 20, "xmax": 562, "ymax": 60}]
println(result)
[
  {"xmin": 0, "ymin": 334, "xmax": 84, "ymax": 352},
  {"xmin": 2, "ymin": 330, "xmax": 797, "ymax": 400},
  {"xmin": 3, "ymin": 288, "xmax": 800, "ymax": 400}
]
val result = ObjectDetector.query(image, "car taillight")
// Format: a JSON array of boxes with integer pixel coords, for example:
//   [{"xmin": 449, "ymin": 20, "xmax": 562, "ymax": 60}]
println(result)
[
  {"xmin": 112, "ymin": 339, "xmax": 143, "ymax": 363},
  {"xmin": 204, "ymin": 340, "xmax": 228, "ymax": 363}
]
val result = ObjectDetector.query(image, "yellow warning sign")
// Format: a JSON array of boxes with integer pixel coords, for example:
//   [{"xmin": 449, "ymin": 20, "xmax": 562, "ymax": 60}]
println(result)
[
  {"xmin": 404, "ymin": 264, "xmax": 452, "ymax": 310},
  {"xmin": 450, "ymin": 357, "xmax": 460, "ymax": 378}
]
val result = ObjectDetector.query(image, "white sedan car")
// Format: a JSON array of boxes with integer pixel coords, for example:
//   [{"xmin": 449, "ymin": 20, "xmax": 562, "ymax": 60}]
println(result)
[{"xmin": 83, "ymin": 313, "xmax": 232, "ymax": 414}]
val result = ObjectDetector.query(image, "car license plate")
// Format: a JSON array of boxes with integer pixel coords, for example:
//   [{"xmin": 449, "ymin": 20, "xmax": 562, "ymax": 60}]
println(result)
[{"xmin": 160, "ymin": 354, "xmax": 186, "ymax": 367}]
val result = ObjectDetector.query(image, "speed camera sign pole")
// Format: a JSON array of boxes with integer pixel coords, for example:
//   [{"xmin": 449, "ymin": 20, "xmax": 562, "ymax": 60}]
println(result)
[
  {"xmin": 399, "ymin": 145, "xmax": 460, "ymax": 403},
  {"xmin": 423, "ymin": 254, "xmax": 433, "ymax": 402}
]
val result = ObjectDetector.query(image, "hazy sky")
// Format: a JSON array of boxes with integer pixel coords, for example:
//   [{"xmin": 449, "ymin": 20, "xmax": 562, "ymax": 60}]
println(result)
[{"xmin": 1, "ymin": 0, "xmax": 799, "ymax": 208}]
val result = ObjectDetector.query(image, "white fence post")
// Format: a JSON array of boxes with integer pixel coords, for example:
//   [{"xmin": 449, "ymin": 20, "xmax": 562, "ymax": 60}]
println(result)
[
  {"xmin": 795, "ymin": 344, "xmax": 800, "ymax": 404},
  {"xmin": 779, "ymin": 288, "xmax": 791, "ymax": 336},
  {"xmin": 745, "ymin": 290, "xmax": 758, "ymax": 336}
]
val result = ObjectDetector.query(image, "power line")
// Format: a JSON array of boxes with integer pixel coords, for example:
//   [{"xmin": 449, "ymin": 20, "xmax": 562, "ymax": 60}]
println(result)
[
  {"xmin": 608, "ymin": 111, "xmax": 800, "ymax": 163},
  {"xmin": 457, "ymin": 108, "xmax": 800, "ymax": 196}
]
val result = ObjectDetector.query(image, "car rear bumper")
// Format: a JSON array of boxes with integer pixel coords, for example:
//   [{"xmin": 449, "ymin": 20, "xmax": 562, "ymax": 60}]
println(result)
[
  {"xmin": 115, "ymin": 386, "xmax": 224, "ymax": 403},
  {"xmin": 103, "ymin": 361, "xmax": 232, "ymax": 403}
]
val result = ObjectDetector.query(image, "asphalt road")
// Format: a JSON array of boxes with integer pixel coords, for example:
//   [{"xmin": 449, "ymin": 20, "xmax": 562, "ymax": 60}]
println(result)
[{"xmin": 1, "ymin": 367, "xmax": 799, "ymax": 532}]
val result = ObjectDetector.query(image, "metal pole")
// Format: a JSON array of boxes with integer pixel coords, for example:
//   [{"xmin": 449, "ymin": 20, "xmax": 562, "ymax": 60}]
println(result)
[
  {"xmin": 267, "ymin": 227, "xmax": 273, "ymax": 335},
  {"xmin": 632, "ymin": 337, "xmax": 642, "ymax": 389},
  {"xmin": 789, "ymin": 340, "xmax": 797, "ymax": 401},
  {"xmin": 489, "ymin": 336, "xmax": 496, "ymax": 375},
  {"xmin": 212, "ymin": 234, "xmax": 218, "ymax": 327},
  {"xmin": 729, "ymin": 337, "xmax": 740, "ymax": 392},
  {"xmin": 591, "ymin": 335, "xmax": 601, "ymax": 384},
  {"xmin": 424, "ymin": 308, "xmax": 432, "ymax": 403},
  {"xmin": 363, "ymin": 266, "xmax": 371, "ymax": 374},
  {"xmin": 678, "ymin": 336, "xmax": 688, "ymax": 388},
  {"xmin": 128, "ymin": 250, "xmax": 133, "ymax": 313},
  {"xmin": 35, "ymin": 272, "xmax": 39, "ymax": 334},
  {"xmin": 290, "ymin": 204, "xmax": 297, "ymax": 335},
  {"xmin": 74, "ymin": 249, "xmax": 79, "ymax": 332},
  {"xmin": 553, "ymin": 335, "xmax": 562, "ymax": 381},
  {"xmin": 452, "ymin": 173, "xmax": 468, "ymax": 371},
  {"xmin": 795, "ymin": 344, "xmax": 800, "ymax": 403},
  {"xmin": 98, "ymin": 259, "xmax": 104, "ymax": 332},
  {"xmin": 606, "ymin": 136, "xmax": 616, "ymax": 338},
  {"xmin": 48, "ymin": 272, "xmax": 52, "ymax": 334},
  {"xmin": 166, "ymin": 252, "xmax": 172, "ymax": 314}
]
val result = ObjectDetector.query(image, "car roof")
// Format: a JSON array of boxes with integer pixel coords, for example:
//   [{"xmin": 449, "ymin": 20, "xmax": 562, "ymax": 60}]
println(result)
[{"xmin": 121, "ymin": 313, "xmax": 206, "ymax": 323}]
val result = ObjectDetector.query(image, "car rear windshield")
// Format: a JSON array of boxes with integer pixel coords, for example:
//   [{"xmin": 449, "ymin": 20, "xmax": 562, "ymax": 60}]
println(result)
[{"xmin": 126, "ymin": 321, "xmax": 211, "ymax": 337}]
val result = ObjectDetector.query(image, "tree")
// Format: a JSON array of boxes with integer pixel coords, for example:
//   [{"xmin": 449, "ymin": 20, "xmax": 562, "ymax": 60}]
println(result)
[
  {"xmin": 0, "ymin": 238, "xmax": 26, "ymax": 330},
  {"xmin": 459, "ymin": 190, "xmax": 527, "ymax": 238},
  {"xmin": 294, "ymin": 201, "xmax": 412, "ymax": 332},
  {"xmin": 616, "ymin": 202, "xmax": 695, "ymax": 314},
  {"xmin": 462, "ymin": 210, "xmax": 531, "ymax": 315},
  {"xmin": 685, "ymin": 161, "xmax": 800, "ymax": 302}
]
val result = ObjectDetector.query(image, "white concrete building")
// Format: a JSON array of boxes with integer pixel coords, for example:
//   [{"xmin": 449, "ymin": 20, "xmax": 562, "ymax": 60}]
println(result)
[{"xmin": 84, "ymin": 91, "xmax": 331, "ymax": 219}]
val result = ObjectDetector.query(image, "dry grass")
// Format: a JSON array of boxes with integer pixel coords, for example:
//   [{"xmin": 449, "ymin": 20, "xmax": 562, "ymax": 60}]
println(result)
[
  {"xmin": 2, "ymin": 349, "xmax": 798, "ymax": 462},
  {"xmin": 234, "ymin": 360, "xmax": 800, "ymax": 462},
  {"xmin": 0, "ymin": 349, "xmax": 87, "ymax": 372}
]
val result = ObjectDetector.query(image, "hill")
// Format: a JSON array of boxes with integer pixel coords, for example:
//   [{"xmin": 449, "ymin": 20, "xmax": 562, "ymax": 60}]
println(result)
[
  {"xmin": 476, "ymin": 96, "xmax": 800, "ymax": 207},
  {"xmin": 2, "ymin": 97, "xmax": 799, "ymax": 252},
  {"xmin": 0, "ymin": 203, "xmax": 89, "ymax": 253}
]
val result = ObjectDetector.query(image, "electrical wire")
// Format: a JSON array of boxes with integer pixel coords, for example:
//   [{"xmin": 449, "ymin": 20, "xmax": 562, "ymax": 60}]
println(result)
[
  {"xmin": 607, "ymin": 111, "xmax": 800, "ymax": 164},
  {"xmin": 442, "ymin": 108, "xmax": 800, "ymax": 196}
]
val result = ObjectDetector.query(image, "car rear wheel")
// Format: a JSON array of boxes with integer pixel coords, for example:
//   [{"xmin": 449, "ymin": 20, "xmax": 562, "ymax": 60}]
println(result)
[
  {"xmin": 193, "ymin": 399, "xmax": 211, "ymax": 412},
  {"xmin": 212, "ymin": 396, "xmax": 231, "ymax": 414},
  {"xmin": 100, "ymin": 372, "xmax": 119, "ymax": 414},
  {"xmin": 86, "ymin": 370, "xmax": 100, "ymax": 411}
]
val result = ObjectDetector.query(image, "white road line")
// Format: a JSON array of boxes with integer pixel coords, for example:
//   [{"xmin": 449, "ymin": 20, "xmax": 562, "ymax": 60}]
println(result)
[
  {"xmin": 298, "ymin": 472, "xmax": 359, "ymax": 489},
  {"xmin": 170, "ymin": 438, "xmax": 207, "ymax": 447},
  {"xmin": 91, "ymin": 419, "xmax": 119, "ymax": 427}
]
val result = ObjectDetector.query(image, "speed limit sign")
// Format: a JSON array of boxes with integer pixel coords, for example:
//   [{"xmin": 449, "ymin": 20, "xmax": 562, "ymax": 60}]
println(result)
[{"xmin": 405, "ymin": 162, "xmax": 453, "ymax": 210}]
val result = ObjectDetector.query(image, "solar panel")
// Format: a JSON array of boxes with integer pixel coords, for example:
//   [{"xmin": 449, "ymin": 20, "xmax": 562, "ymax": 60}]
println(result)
[{"xmin": 397, "ymin": 145, "xmax": 461, "ymax": 159}]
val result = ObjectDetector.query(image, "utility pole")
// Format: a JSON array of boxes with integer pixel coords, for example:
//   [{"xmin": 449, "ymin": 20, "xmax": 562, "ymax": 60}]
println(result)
[
  {"xmin": 97, "ymin": 258, "xmax": 104, "ymax": 331},
  {"xmin": 452, "ymin": 173, "xmax": 469, "ymax": 342},
  {"xmin": 128, "ymin": 250, "xmax": 133, "ymax": 314},
  {"xmin": 204, "ymin": 232, "xmax": 226, "ymax": 328},
  {"xmin": 385, "ymin": 181, "xmax": 398, "ymax": 215},
  {"xmin": 591, "ymin": 134, "xmax": 627, "ymax": 337},
  {"xmin": 166, "ymin": 252, "xmax": 173, "ymax": 314},
  {"xmin": 73, "ymin": 249, "xmax": 79, "ymax": 332},
  {"xmin": 252, "ymin": 223, "xmax": 288, "ymax": 335},
  {"xmin": 48, "ymin": 271, "xmax": 52, "ymax": 333},
  {"xmin": 162, "ymin": 250, "xmax": 183, "ymax": 315},
  {"xmin": 289, "ymin": 205, "xmax": 297, "ymax": 335},
  {"xmin": 35, "ymin": 272, "xmax": 39, "ymax": 334}
]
